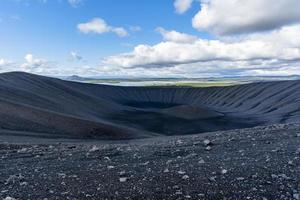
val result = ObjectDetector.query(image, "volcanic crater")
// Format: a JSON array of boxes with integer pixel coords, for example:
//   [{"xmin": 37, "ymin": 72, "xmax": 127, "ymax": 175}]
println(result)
[{"xmin": 0, "ymin": 72, "xmax": 300, "ymax": 140}]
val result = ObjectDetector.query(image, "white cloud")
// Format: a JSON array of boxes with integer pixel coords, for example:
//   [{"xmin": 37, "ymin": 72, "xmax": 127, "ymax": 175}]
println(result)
[
  {"xmin": 156, "ymin": 27, "xmax": 198, "ymax": 43},
  {"xmin": 174, "ymin": 0, "xmax": 194, "ymax": 14},
  {"xmin": 70, "ymin": 51, "xmax": 82, "ymax": 61},
  {"xmin": 101, "ymin": 25, "xmax": 300, "ymax": 76},
  {"xmin": 21, "ymin": 54, "xmax": 49, "ymax": 72},
  {"xmin": 111, "ymin": 27, "xmax": 129, "ymax": 37},
  {"xmin": 77, "ymin": 18, "xmax": 110, "ymax": 34},
  {"xmin": 77, "ymin": 18, "xmax": 129, "ymax": 37},
  {"xmin": 68, "ymin": 0, "xmax": 83, "ymax": 8},
  {"xmin": 0, "ymin": 59, "xmax": 15, "ymax": 73},
  {"xmin": 192, "ymin": 0, "xmax": 300, "ymax": 35},
  {"xmin": 0, "ymin": 59, "xmax": 12, "ymax": 67}
]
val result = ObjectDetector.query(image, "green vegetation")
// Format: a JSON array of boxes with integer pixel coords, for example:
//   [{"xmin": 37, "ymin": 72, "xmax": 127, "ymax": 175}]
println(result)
[
  {"xmin": 150, "ymin": 81, "xmax": 239, "ymax": 87},
  {"xmin": 87, "ymin": 80, "xmax": 121, "ymax": 84}
]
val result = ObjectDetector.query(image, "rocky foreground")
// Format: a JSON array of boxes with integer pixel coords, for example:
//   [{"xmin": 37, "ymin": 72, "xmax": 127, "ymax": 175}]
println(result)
[{"xmin": 1, "ymin": 123, "xmax": 300, "ymax": 200}]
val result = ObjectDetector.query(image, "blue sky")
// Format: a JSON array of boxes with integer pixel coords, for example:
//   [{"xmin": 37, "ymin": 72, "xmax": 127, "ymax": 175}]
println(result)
[
  {"xmin": 0, "ymin": 0, "xmax": 207, "ymax": 65},
  {"xmin": 1, "ymin": 0, "xmax": 300, "ymax": 77}
]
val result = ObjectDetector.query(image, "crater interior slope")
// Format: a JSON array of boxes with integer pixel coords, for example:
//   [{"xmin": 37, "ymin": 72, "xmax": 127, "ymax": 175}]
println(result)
[{"xmin": 1, "ymin": 72, "xmax": 300, "ymax": 139}]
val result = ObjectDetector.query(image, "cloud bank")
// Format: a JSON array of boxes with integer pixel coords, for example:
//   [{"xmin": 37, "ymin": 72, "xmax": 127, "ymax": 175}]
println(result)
[
  {"xmin": 192, "ymin": 0, "xmax": 300, "ymax": 35},
  {"xmin": 102, "ymin": 24, "xmax": 300, "ymax": 76},
  {"xmin": 96, "ymin": 0, "xmax": 300, "ymax": 77}
]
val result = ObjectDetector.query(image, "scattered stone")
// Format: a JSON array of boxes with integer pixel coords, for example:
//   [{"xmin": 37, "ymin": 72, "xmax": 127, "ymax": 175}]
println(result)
[
  {"xmin": 203, "ymin": 139, "xmax": 212, "ymax": 146},
  {"xmin": 4, "ymin": 197, "xmax": 16, "ymax": 200},
  {"xmin": 182, "ymin": 175, "xmax": 189, "ymax": 180},
  {"xmin": 119, "ymin": 177, "xmax": 127, "ymax": 182},
  {"xmin": 175, "ymin": 190, "xmax": 183, "ymax": 195},
  {"xmin": 205, "ymin": 146, "xmax": 212, "ymax": 151},
  {"xmin": 176, "ymin": 140, "xmax": 183, "ymax": 144},
  {"xmin": 119, "ymin": 171, "xmax": 126, "ymax": 176},
  {"xmin": 5, "ymin": 174, "xmax": 24, "ymax": 185},
  {"xmin": 271, "ymin": 174, "xmax": 278, "ymax": 179},
  {"xmin": 251, "ymin": 174, "xmax": 258, "ymax": 179},
  {"xmin": 17, "ymin": 148, "xmax": 28, "ymax": 153},
  {"xmin": 236, "ymin": 177, "xmax": 245, "ymax": 181},
  {"xmin": 20, "ymin": 181, "xmax": 28, "ymax": 186},
  {"xmin": 208, "ymin": 176, "xmax": 217, "ymax": 182},
  {"xmin": 104, "ymin": 156, "xmax": 110, "ymax": 161},
  {"xmin": 89, "ymin": 146, "xmax": 100, "ymax": 152}
]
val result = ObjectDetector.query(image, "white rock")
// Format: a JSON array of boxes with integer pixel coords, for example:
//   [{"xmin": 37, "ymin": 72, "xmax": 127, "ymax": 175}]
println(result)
[
  {"xmin": 4, "ymin": 197, "xmax": 16, "ymax": 200},
  {"xmin": 119, "ymin": 171, "xmax": 126, "ymax": 176},
  {"xmin": 89, "ymin": 146, "xmax": 100, "ymax": 152},
  {"xmin": 119, "ymin": 177, "xmax": 127, "ymax": 182},
  {"xmin": 208, "ymin": 176, "xmax": 216, "ymax": 182},
  {"xmin": 20, "ymin": 181, "xmax": 28, "ymax": 186},
  {"xmin": 182, "ymin": 175, "xmax": 189, "ymax": 180},
  {"xmin": 288, "ymin": 160, "xmax": 293, "ymax": 165},
  {"xmin": 205, "ymin": 146, "xmax": 212, "ymax": 151},
  {"xmin": 176, "ymin": 140, "xmax": 183, "ymax": 144},
  {"xmin": 17, "ymin": 148, "xmax": 28, "ymax": 153},
  {"xmin": 203, "ymin": 139, "xmax": 211, "ymax": 146},
  {"xmin": 104, "ymin": 156, "xmax": 110, "ymax": 161}
]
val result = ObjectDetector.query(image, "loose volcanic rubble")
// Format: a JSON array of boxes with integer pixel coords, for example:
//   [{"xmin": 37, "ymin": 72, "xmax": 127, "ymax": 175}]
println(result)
[{"xmin": 0, "ymin": 123, "xmax": 299, "ymax": 199}]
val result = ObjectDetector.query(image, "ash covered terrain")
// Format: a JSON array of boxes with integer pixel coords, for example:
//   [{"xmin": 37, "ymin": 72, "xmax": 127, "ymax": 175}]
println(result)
[
  {"xmin": 1, "ymin": 124, "xmax": 300, "ymax": 199},
  {"xmin": 0, "ymin": 72, "xmax": 299, "ymax": 199}
]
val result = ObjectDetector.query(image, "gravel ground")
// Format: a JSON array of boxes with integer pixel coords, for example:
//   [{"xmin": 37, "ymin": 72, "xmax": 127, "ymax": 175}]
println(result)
[{"xmin": 0, "ymin": 123, "xmax": 300, "ymax": 200}]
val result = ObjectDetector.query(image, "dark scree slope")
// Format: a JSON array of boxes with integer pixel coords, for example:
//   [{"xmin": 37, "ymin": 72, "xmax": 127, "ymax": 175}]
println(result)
[{"xmin": 0, "ymin": 72, "xmax": 300, "ymax": 139}]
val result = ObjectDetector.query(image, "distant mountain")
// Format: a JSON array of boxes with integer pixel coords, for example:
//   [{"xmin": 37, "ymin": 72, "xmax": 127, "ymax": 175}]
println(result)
[{"xmin": 65, "ymin": 75, "xmax": 93, "ymax": 82}]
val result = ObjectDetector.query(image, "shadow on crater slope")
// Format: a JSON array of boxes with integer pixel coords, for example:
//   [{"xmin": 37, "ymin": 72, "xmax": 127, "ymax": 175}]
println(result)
[{"xmin": 0, "ymin": 72, "xmax": 300, "ymax": 139}]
